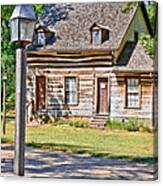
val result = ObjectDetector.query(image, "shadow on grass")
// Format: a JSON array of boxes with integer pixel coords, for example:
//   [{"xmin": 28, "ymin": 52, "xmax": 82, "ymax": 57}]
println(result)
[{"xmin": 26, "ymin": 142, "xmax": 157, "ymax": 164}]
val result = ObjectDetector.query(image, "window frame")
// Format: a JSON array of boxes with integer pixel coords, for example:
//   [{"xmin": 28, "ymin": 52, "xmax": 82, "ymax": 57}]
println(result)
[
  {"xmin": 125, "ymin": 77, "xmax": 141, "ymax": 109},
  {"xmin": 64, "ymin": 76, "xmax": 78, "ymax": 105}
]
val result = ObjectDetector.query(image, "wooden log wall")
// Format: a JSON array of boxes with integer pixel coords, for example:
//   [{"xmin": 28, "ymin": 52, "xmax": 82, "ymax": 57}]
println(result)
[
  {"xmin": 27, "ymin": 63, "xmax": 155, "ymax": 125},
  {"xmin": 110, "ymin": 73, "xmax": 154, "ymax": 125},
  {"xmin": 27, "ymin": 67, "xmax": 97, "ymax": 118}
]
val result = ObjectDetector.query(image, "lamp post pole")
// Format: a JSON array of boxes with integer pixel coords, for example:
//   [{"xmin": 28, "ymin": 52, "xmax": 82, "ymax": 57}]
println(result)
[
  {"xmin": 10, "ymin": 5, "xmax": 36, "ymax": 176},
  {"xmin": 14, "ymin": 47, "xmax": 27, "ymax": 176}
]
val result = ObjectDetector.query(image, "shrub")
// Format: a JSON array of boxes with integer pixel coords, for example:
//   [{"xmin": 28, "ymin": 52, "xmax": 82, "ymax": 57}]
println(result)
[
  {"xmin": 106, "ymin": 119, "xmax": 124, "ymax": 129},
  {"xmin": 52, "ymin": 118, "xmax": 89, "ymax": 128},
  {"xmin": 138, "ymin": 122, "xmax": 153, "ymax": 133},
  {"xmin": 106, "ymin": 118, "xmax": 152, "ymax": 132},
  {"xmin": 124, "ymin": 118, "xmax": 140, "ymax": 132}
]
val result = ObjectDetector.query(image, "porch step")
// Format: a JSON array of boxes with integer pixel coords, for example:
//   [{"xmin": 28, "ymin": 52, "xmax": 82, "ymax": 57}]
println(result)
[{"xmin": 89, "ymin": 114, "xmax": 109, "ymax": 129}]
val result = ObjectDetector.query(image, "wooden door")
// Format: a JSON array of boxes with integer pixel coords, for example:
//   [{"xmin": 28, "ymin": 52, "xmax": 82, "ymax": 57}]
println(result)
[
  {"xmin": 36, "ymin": 76, "xmax": 46, "ymax": 110},
  {"xmin": 98, "ymin": 78, "xmax": 108, "ymax": 114}
]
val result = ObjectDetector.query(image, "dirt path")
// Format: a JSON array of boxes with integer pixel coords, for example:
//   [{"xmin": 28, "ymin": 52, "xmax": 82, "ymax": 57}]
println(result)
[{"xmin": 1, "ymin": 144, "xmax": 157, "ymax": 180}]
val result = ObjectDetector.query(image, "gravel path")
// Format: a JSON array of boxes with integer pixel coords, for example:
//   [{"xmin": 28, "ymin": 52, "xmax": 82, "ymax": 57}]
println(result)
[{"xmin": 1, "ymin": 144, "xmax": 157, "ymax": 180}]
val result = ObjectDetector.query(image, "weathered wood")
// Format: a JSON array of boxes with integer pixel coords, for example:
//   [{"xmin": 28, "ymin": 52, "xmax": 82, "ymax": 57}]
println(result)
[
  {"xmin": 28, "ymin": 61, "xmax": 112, "ymax": 67},
  {"xmin": 27, "ymin": 55, "xmax": 113, "ymax": 62},
  {"xmin": 26, "ymin": 65, "xmax": 155, "ymax": 125},
  {"xmin": 14, "ymin": 48, "xmax": 26, "ymax": 176},
  {"xmin": 27, "ymin": 50, "xmax": 112, "ymax": 57}
]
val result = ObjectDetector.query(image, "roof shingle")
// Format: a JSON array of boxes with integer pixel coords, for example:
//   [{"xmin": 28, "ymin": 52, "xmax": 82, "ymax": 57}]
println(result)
[
  {"xmin": 38, "ymin": 2, "xmax": 137, "ymax": 51},
  {"xmin": 113, "ymin": 41, "xmax": 155, "ymax": 72}
]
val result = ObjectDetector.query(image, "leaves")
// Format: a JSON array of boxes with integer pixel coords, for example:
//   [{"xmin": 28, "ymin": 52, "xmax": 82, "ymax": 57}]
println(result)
[
  {"xmin": 1, "ymin": 6, "xmax": 16, "ymax": 107},
  {"xmin": 121, "ymin": 2, "xmax": 138, "ymax": 13},
  {"xmin": 33, "ymin": 5, "xmax": 45, "ymax": 18},
  {"xmin": 139, "ymin": 33, "xmax": 155, "ymax": 59},
  {"xmin": 145, "ymin": 3, "xmax": 157, "ymax": 35}
]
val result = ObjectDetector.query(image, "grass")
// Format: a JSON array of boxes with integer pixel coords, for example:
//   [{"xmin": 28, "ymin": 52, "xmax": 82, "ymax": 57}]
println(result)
[{"xmin": 1, "ymin": 119, "xmax": 157, "ymax": 163}]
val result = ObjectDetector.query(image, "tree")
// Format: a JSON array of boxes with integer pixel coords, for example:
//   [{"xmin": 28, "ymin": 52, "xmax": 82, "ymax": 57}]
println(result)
[
  {"xmin": 1, "ymin": 5, "xmax": 16, "ymax": 108},
  {"xmin": 1, "ymin": 5, "xmax": 44, "ymax": 134},
  {"xmin": 145, "ymin": 2, "xmax": 158, "ymax": 36}
]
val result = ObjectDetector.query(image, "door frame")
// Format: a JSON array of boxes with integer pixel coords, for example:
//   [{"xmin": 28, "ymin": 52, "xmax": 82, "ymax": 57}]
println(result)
[{"xmin": 95, "ymin": 76, "xmax": 110, "ymax": 115}]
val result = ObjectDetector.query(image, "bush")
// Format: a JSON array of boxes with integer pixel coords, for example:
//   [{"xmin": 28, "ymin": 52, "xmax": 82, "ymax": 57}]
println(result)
[
  {"xmin": 124, "ymin": 118, "xmax": 140, "ymax": 132},
  {"xmin": 106, "ymin": 119, "xmax": 124, "ymax": 129},
  {"xmin": 106, "ymin": 118, "xmax": 152, "ymax": 132},
  {"xmin": 138, "ymin": 122, "xmax": 153, "ymax": 133},
  {"xmin": 52, "ymin": 118, "xmax": 89, "ymax": 128}
]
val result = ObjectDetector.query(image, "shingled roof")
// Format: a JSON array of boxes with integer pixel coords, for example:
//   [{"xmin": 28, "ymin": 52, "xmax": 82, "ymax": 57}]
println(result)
[
  {"xmin": 113, "ymin": 41, "xmax": 155, "ymax": 72},
  {"xmin": 37, "ymin": 2, "xmax": 138, "ymax": 51}
]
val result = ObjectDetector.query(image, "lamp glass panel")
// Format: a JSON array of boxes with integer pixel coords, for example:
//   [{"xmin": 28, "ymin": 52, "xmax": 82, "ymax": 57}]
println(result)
[
  {"xmin": 11, "ymin": 19, "xmax": 19, "ymax": 42},
  {"xmin": 20, "ymin": 19, "xmax": 35, "ymax": 42}
]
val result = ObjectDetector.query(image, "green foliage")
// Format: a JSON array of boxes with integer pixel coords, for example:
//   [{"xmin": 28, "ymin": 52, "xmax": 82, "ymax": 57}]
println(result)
[
  {"xmin": 121, "ymin": 2, "xmax": 138, "ymax": 13},
  {"xmin": 52, "ymin": 118, "xmax": 89, "ymax": 128},
  {"xmin": 106, "ymin": 119, "xmax": 123, "ymax": 129},
  {"xmin": 145, "ymin": 3, "xmax": 157, "ymax": 34},
  {"xmin": 124, "ymin": 118, "xmax": 140, "ymax": 132},
  {"xmin": 139, "ymin": 32, "xmax": 155, "ymax": 59},
  {"xmin": 1, "ymin": 5, "xmax": 16, "ymax": 107},
  {"xmin": 106, "ymin": 118, "xmax": 152, "ymax": 133},
  {"xmin": 33, "ymin": 5, "xmax": 45, "ymax": 17}
]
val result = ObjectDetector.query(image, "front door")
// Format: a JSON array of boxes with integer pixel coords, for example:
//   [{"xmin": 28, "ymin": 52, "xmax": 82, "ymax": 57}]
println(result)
[
  {"xmin": 36, "ymin": 76, "xmax": 46, "ymax": 110},
  {"xmin": 98, "ymin": 78, "xmax": 108, "ymax": 114}
]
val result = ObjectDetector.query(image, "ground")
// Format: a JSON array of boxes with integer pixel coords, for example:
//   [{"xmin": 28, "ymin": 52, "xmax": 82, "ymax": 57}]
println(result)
[
  {"xmin": 2, "ymin": 121, "xmax": 156, "ymax": 160},
  {"xmin": 1, "ymin": 144, "xmax": 157, "ymax": 180},
  {"xmin": 1, "ymin": 120, "xmax": 158, "ymax": 180}
]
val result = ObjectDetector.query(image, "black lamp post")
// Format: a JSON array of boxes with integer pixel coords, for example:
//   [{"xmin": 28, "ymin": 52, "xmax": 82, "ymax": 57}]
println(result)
[{"xmin": 10, "ymin": 5, "xmax": 36, "ymax": 176}]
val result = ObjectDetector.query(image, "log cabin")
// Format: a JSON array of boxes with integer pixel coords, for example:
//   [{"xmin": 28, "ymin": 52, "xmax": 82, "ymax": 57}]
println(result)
[{"xmin": 26, "ymin": 2, "xmax": 158, "ymax": 128}]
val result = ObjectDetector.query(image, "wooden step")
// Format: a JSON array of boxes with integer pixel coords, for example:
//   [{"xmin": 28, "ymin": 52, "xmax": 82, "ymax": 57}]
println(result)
[{"xmin": 89, "ymin": 114, "xmax": 109, "ymax": 128}]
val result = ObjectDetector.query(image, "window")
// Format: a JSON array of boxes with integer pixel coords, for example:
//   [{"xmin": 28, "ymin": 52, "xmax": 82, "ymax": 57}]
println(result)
[
  {"xmin": 126, "ymin": 79, "xmax": 140, "ymax": 108},
  {"xmin": 92, "ymin": 30, "xmax": 100, "ymax": 44},
  {"xmin": 65, "ymin": 77, "xmax": 77, "ymax": 104},
  {"xmin": 102, "ymin": 29, "xmax": 110, "ymax": 42},
  {"xmin": 37, "ymin": 32, "xmax": 46, "ymax": 46}
]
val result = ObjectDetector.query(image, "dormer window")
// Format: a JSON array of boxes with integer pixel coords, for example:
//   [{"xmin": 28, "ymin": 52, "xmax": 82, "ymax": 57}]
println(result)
[
  {"xmin": 34, "ymin": 24, "xmax": 56, "ymax": 47},
  {"xmin": 92, "ymin": 30, "xmax": 100, "ymax": 44},
  {"xmin": 37, "ymin": 32, "xmax": 46, "ymax": 46},
  {"xmin": 90, "ymin": 23, "xmax": 110, "ymax": 45}
]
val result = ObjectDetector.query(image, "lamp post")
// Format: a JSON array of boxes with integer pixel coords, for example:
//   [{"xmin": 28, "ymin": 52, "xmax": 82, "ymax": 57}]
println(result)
[{"xmin": 10, "ymin": 5, "xmax": 36, "ymax": 176}]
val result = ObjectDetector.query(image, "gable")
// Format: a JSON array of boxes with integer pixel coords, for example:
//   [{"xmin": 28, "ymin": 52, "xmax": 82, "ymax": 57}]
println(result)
[{"xmin": 114, "ymin": 5, "xmax": 151, "ymax": 61}]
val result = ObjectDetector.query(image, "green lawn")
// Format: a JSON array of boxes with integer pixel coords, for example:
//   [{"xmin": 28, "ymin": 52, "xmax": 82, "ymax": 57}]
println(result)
[{"xmin": 1, "ymin": 119, "xmax": 157, "ymax": 163}]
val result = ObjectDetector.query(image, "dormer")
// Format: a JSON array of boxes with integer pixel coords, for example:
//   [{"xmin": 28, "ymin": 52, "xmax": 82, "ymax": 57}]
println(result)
[
  {"xmin": 90, "ymin": 23, "xmax": 110, "ymax": 45},
  {"xmin": 34, "ymin": 24, "xmax": 56, "ymax": 47}
]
